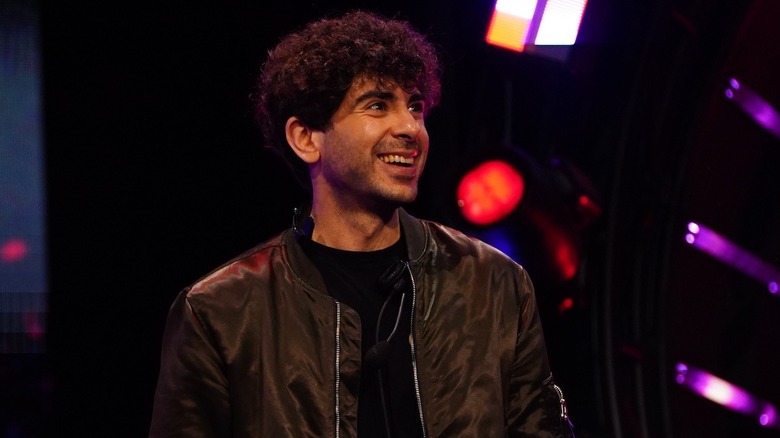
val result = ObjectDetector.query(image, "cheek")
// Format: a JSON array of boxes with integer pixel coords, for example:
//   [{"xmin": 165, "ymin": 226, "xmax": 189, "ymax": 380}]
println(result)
[{"xmin": 419, "ymin": 127, "xmax": 430, "ymax": 152}]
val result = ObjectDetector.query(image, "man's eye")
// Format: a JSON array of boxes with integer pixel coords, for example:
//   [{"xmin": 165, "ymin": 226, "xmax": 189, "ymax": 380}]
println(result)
[
  {"xmin": 409, "ymin": 102, "xmax": 425, "ymax": 113},
  {"xmin": 368, "ymin": 102, "xmax": 386, "ymax": 111}
]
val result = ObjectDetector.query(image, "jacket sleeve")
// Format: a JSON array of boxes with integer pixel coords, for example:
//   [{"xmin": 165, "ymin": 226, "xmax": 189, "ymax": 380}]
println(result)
[
  {"xmin": 149, "ymin": 289, "xmax": 231, "ymax": 437},
  {"xmin": 506, "ymin": 267, "xmax": 575, "ymax": 438}
]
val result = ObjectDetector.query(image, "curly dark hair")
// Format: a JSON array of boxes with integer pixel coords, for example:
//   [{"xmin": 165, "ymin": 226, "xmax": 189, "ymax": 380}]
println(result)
[{"xmin": 254, "ymin": 10, "xmax": 442, "ymax": 190}]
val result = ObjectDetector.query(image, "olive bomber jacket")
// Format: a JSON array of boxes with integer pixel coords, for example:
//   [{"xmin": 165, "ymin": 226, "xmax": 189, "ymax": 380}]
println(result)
[{"xmin": 150, "ymin": 208, "xmax": 574, "ymax": 437}]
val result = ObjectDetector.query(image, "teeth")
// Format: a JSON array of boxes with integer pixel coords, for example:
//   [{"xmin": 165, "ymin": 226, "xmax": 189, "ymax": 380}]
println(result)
[{"xmin": 380, "ymin": 154, "xmax": 414, "ymax": 165}]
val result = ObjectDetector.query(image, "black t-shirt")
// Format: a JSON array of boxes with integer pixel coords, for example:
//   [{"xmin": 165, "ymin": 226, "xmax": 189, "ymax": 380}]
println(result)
[{"xmin": 304, "ymin": 238, "xmax": 423, "ymax": 438}]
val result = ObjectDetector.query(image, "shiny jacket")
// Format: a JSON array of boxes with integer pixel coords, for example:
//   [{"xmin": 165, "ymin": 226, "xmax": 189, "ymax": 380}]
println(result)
[{"xmin": 150, "ymin": 209, "xmax": 574, "ymax": 437}]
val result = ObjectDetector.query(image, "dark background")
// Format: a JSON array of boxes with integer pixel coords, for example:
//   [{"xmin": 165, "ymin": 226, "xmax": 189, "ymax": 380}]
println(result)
[{"xmin": 11, "ymin": 0, "xmax": 779, "ymax": 436}]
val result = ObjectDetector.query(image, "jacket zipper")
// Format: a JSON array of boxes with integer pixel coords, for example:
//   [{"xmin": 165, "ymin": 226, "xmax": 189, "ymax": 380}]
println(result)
[
  {"xmin": 406, "ymin": 262, "xmax": 428, "ymax": 438},
  {"xmin": 552, "ymin": 380, "xmax": 575, "ymax": 434},
  {"xmin": 334, "ymin": 301, "xmax": 341, "ymax": 438},
  {"xmin": 552, "ymin": 383, "xmax": 568, "ymax": 421}
]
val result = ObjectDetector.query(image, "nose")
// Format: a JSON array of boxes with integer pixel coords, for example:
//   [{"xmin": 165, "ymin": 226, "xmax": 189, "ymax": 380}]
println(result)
[{"xmin": 391, "ymin": 109, "xmax": 423, "ymax": 143}]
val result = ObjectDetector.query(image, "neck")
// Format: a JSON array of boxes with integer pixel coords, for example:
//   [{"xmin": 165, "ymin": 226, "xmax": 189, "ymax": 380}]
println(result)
[{"xmin": 309, "ymin": 198, "xmax": 401, "ymax": 251}]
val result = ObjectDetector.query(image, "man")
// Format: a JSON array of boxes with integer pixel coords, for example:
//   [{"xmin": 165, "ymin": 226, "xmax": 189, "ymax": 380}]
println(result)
[{"xmin": 150, "ymin": 10, "xmax": 574, "ymax": 437}]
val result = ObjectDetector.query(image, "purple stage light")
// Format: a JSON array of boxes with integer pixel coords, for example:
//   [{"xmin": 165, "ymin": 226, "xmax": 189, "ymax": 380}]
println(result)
[
  {"xmin": 485, "ymin": 0, "xmax": 588, "ymax": 61},
  {"xmin": 676, "ymin": 362, "xmax": 780, "ymax": 430},
  {"xmin": 685, "ymin": 222, "xmax": 780, "ymax": 297},
  {"xmin": 724, "ymin": 77, "xmax": 780, "ymax": 140}
]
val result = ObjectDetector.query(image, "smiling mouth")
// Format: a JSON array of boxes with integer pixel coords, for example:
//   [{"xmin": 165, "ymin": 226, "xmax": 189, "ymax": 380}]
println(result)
[{"xmin": 378, "ymin": 154, "xmax": 416, "ymax": 167}]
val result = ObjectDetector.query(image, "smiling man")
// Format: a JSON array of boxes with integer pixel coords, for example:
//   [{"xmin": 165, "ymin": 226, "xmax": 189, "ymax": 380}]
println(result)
[
  {"xmin": 287, "ymin": 76, "xmax": 429, "ymax": 250},
  {"xmin": 150, "ymin": 10, "xmax": 574, "ymax": 438}
]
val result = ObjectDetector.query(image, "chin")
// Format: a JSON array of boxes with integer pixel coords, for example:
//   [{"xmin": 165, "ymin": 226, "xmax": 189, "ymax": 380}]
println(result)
[
  {"xmin": 391, "ymin": 188, "xmax": 418, "ymax": 204},
  {"xmin": 373, "ymin": 191, "xmax": 417, "ymax": 209}
]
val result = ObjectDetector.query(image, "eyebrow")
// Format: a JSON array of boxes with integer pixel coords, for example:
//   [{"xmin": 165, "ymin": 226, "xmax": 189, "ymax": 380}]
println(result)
[
  {"xmin": 354, "ymin": 89, "xmax": 396, "ymax": 105},
  {"xmin": 353, "ymin": 89, "xmax": 426, "ymax": 106}
]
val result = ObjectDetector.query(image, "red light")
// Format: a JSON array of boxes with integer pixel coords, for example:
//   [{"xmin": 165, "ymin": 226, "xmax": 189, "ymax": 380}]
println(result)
[
  {"xmin": 527, "ymin": 208, "xmax": 580, "ymax": 283},
  {"xmin": 552, "ymin": 235, "xmax": 578, "ymax": 281},
  {"xmin": 575, "ymin": 194, "xmax": 602, "ymax": 227},
  {"xmin": 1, "ymin": 238, "xmax": 28, "ymax": 263},
  {"xmin": 558, "ymin": 297, "xmax": 575, "ymax": 313},
  {"xmin": 457, "ymin": 160, "xmax": 525, "ymax": 225}
]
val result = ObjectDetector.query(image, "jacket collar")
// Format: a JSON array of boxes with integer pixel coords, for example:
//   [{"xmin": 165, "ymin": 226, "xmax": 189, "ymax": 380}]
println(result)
[
  {"xmin": 399, "ymin": 207, "xmax": 426, "ymax": 263},
  {"xmin": 285, "ymin": 204, "xmax": 427, "ymax": 293}
]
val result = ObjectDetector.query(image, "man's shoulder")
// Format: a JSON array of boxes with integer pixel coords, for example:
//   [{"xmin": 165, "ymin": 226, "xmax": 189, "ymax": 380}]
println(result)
[
  {"xmin": 415, "ymin": 218, "xmax": 532, "ymax": 303},
  {"xmin": 418, "ymin": 218, "xmax": 518, "ymax": 267},
  {"xmin": 184, "ymin": 229, "xmax": 290, "ymax": 300}
]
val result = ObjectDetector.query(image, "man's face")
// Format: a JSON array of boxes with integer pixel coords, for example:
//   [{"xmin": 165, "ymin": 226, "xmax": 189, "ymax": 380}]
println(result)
[{"xmin": 311, "ymin": 77, "xmax": 430, "ymax": 211}]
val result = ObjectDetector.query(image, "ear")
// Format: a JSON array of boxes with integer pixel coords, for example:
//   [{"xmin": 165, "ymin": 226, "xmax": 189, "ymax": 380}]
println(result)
[{"xmin": 285, "ymin": 116, "xmax": 323, "ymax": 164}]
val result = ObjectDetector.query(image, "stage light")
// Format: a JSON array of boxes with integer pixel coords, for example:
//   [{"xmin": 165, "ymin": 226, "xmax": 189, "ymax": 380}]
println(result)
[
  {"xmin": 676, "ymin": 362, "xmax": 780, "ymax": 430},
  {"xmin": 575, "ymin": 194, "xmax": 602, "ymax": 227},
  {"xmin": 485, "ymin": 0, "xmax": 537, "ymax": 52},
  {"xmin": 558, "ymin": 296, "xmax": 574, "ymax": 313},
  {"xmin": 485, "ymin": 0, "xmax": 589, "ymax": 59},
  {"xmin": 1, "ymin": 237, "xmax": 28, "ymax": 263},
  {"xmin": 457, "ymin": 159, "xmax": 525, "ymax": 226},
  {"xmin": 528, "ymin": 208, "xmax": 579, "ymax": 282},
  {"xmin": 724, "ymin": 77, "xmax": 780, "ymax": 140},
  {"xmin": 449, "ymin": 148, "xmax": 600, "ymax": 286},
  {"xmin": 685, "ymin": 222, "xmax": 780, "ymax": 296},
  {"xmin": 535, "ymin": 0, "xmax": 590, "ymax": 45}
]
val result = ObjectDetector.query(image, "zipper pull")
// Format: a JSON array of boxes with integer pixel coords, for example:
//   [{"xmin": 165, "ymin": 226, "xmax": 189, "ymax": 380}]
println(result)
[{"xmin": 553, "ymin": 383, "xmax": 575, "ymax": 435}]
